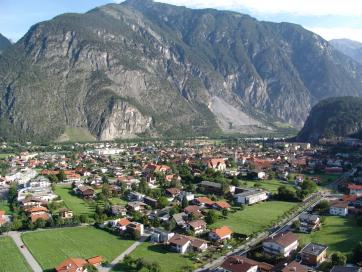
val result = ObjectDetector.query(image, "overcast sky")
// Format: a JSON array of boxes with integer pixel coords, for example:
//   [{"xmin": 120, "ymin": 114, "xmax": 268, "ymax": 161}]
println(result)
[{"xmin": 1, "ymin": 0, "xmax": 362, "ymax": 43}]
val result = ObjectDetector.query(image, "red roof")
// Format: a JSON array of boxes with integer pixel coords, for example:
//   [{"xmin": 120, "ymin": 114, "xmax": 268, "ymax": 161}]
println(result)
[
  {"xmin": 211, "ymin": 226, "xmax": 233, "ymax": 239},
  {"xmin": 55, "ymin": 258, "xmax": 87, "ymax": 272},
  {"xmin": 214, "ymin": 201, "xmax": 231, "ymax": 209},
  {"xmin": 195, "ymin": 196, "xmax": 214, "ymax": 205},
  {"xmin": 86, "ymin": 256, "xmax": 103, "ymax": 266},
  {"xmin": 117, "ymin": 217, "xmax": 131, "ymax": 227},
  {"xmin": 348, "ymin": 184, "xmax": 362, "ymax": 190}
]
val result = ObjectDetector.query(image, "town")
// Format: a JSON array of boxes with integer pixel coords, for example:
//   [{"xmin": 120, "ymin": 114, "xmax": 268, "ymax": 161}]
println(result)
[{"xmin": 0, "ymin": 138, "xmax": 361, "ymax": 272}]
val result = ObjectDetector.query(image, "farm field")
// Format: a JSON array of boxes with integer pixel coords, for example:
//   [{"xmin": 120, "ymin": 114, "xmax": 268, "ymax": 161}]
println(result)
[
  {"xmin": 0, "ymin": 237, "xmax": 32, "ymax": 272},
  {"xmin": 211, "ymin": 201, "xmax": 297, "ymax": 235},
  {"xmin": 298, "ymin": 216, "xmax": 362, "ymax": 258},
  {"xmin": 112, "ymin": 242, "xmax": 194, "ymax": 272},
  {"xmin": 22, "ymin": 226, "xmax": 135, "ymax": 271},
  {"xmin": 54, "ymin": 185, "xmax": 96, "ymax": 216}
]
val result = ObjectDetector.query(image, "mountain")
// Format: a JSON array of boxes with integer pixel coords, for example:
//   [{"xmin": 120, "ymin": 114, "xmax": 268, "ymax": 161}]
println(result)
[
  {"xmin": 1, "ymin": 0, "xmax": 362, "ymax": 142},
  {"xmin": 0, "ymin": 33, "xmax": 11, "ymax": 53},
  {"xmin": 297, "ymin": 97, "xmax": 362, "ymax": 142},
  {"xmin": 330, "ymin": 39, "xmax": 362, "ymax": 64}
]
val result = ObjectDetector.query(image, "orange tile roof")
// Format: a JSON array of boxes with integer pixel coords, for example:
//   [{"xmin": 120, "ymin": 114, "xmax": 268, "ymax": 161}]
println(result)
[
  {"xmin": 214, "ymin": 201, "xmax": 231, "ymax": 209},
  {"xmin": 26, "ymin": 206, "xmax": 49, "ymax": 213},
  {"xmin": 55, "ymin": 258, "xmax": 87, "ymax": 272},
  {"xmin": 212, "ymin": 226, "xmax": 233, "ymax": 238},
  {"xmin": 86, "ymin": 256, "xmax": 103, "ymax": 266},
  {"xmin": 117, "ymin": 217, "xmax": 131, "ymax": 227},
  {"xmin": 30, "ymin": 213, "xmax": 49, "ymax": 223},
  {"xmin": 195, "ymin": 196, "xmax": 214, "ymax": 205}
]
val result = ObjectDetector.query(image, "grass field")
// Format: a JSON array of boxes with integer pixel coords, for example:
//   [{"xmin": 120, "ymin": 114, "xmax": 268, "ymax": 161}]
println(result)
[
  {"xmin": 241, "ymin": 179, "xmax": 295, "ymax": 193},
  {"xmin": 0, "ymin": 237, "xmax": 32, "ymax": 272},
  {"xmin": 0, "ymin": 153, "xmax": 15, "ymax": 159},
  {"xmin": 211, "ymin": 201, "xmax": 297, "ymax": 235},
  {"xmin": 22, "ymin": 226, "xmax": 135, "ymax": 271},
  {"xmin": 298, "ymin": 216, "xmax": 362, "ymax": 258},
  {"xmin": 0, "ymin": 199, "xmax": 11, "ymax": 214},
  {"xmin": 112, "ymin": 242, "xmax": 194, "ymax": 272},
  {"xmin": 54, "ymin": 185, "xmax": 96, "ymax": 216}
]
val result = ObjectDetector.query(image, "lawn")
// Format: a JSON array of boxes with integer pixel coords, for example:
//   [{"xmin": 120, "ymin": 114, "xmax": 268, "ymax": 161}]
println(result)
[
  {"xmin": 241, "ymin": 179, "xmax": 295, "ymax": 193},
  {"xmin": 54, "ymin": 185, "xmax": 96, "ymax": 216},
  {"xmin": 22, "ymin": 226, "xmax": 135, "ymax": 271},
  {"xmin": 211, "ymin": 201, "xmax": 297, "ymax": 235},
  {"xmin": 0, "ymin": 153, "xmax": 15, "ymax": 159},
  {"xmin": 298, "ymin": 216, "xmax": 362, "ymax": 258},
  {"xmin": 0, "ymin": 237, "xmax": 32, "ymax": 272},
  {"xmin": 112, "ymin": 242, "xmax": 194, "ymax": 272},
  {"xmin": 0, "ymin": 199, "xmax": 11, "ymax": 214}
]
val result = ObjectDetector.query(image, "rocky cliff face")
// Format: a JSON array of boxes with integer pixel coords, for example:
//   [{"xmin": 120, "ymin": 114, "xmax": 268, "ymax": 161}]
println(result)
[
  {"xmin": 0, "ymin": 33, "xmax": 11, "ymax": 54},
  {"xmin": 1, "ymin": 0, "xmax": 362, "ymax": 142},
  {"xmin": 297, "ymin": 97, "xmax": 362, "ymax": 142}
]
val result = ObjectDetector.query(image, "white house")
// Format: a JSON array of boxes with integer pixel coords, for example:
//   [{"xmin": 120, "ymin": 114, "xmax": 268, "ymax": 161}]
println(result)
[
  {"xmin": 262, "ymin": 232, "xmax": 299, "ymax": 257},
  {"xmin": 330, "ymin": 201, "xmax": 349, "ymax": 216},
  {"xmin": 234, "ymin": 189, "xmax": 268, "ymax": 205}
]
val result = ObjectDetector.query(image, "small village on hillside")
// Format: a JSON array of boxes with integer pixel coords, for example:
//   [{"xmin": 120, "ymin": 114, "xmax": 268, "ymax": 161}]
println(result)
[{"xmin": 0, "ymin": 137, "xmax": 362, "ymax": 272}]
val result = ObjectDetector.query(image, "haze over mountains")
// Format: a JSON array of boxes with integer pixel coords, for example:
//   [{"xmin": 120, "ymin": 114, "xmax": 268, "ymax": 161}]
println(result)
[
  {"xmin": 330, "ymin": 39, "xmax": 362, "ymax": 64},
  {"xmin": 1, "ymin": 0, "xmax": 362, "ymax": 142}
]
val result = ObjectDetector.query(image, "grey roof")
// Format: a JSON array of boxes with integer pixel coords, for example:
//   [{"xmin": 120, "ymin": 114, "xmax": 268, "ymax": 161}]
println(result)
[
  {"xmin": 301, "ymin": 243, "xmax": 328, "ymax": 256},
  {"xmin": 331, "ymin": 266, "xmax": 362, "ymax": 272},
  {"xmin": 200, "ymin": 180, "xmax": 221, "ymax": 188}
]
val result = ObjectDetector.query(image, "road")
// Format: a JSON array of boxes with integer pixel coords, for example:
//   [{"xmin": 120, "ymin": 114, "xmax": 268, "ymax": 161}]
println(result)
[
  {"xmin": 195, "ymin": 192, "xmax": 322, "ymax": 272},
  {"xmin": 98, "ymin": 233, "xmax": 150, "ymax": 272},
  {"xmin": 7, "ymin": 231, "xmax": 43, "ymax": 272}
]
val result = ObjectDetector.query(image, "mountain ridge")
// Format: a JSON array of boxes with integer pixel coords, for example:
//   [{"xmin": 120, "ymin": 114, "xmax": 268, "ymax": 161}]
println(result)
[
  {"xmin": 297, "ymin": 97, "xmax": 362, "ymax": 142},
  {"xmin": 1, "ymin": 0, "xmax": 362, "ymax": 142},
  {"xmin": 0, "ymin": 33, "xmax": 11, "ymax": 53},
  {"xmin": 330, "ymin": 38, "xmax": 362, "ymax": 64}
]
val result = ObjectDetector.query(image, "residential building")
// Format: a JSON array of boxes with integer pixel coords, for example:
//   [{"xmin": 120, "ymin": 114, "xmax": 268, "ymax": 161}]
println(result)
[
  {"xmin": 300, "ymin": 243, "xmax": 328, "ymax": 266},
  {"xmin": 206, "ymin": 158, "xmax": 227, "ymax": 171},
  {"xmin": 169, "ymin": 234, "xmax": 207, "ymax": 254},
  {"xmin": 187, "ymin": 219, "xmax": 207, "ymax": 234},
  {"xmin": 331, "ymin": 266, "xmax": 362, "ymax": 272},
  {"xmin": 55, "ymin": 256, "xmax": 103, "ymax": 272},
  {"xmin": 218, "ymin": 256, "xmax": 268, "ymax": 272},
  {"xmin": 348, "ymin": 184, "xmax": 362, "ymax": 196},
  {"xmin": 234, "ymin": 189, "xmax": 268, "ymax": 205},
  {"xmin": 209, "ymin": 226, "xmax": 233, "ymax": 241},
  {"xmin": 280, "ymin": 261, "xmax": 308, "ymax": 272},
  {"xmin": 299, "ymin": 213, "xmax": 321, "ymax": 233},
  {"xmin": 58, "ymin": 208, "xmax": 73, "ymax": 219},
  {"xmin": 150, "ymin": 228, "xmax": 175, "ymax": 243},
  {"xmin": 262, "ymin": 232, "xmax": 299, "ymax": 257},
  {"xmin": 330, "ymin": 201, "xmax": 349, "ymax": 216}
]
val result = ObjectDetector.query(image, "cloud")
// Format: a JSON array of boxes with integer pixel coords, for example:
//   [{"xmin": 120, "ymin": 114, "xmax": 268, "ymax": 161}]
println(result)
[
  {"xmin": 308, "ymin": 27, "xmax": 362, "ymax": 42},
  {"xmin": 152, "ymin": 0, "xmax": 362, "ymax": 17}
]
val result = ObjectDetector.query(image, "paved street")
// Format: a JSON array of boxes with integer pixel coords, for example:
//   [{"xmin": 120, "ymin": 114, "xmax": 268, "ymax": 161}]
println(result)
[
  {"xmin": 98, "ymin": 234, "xmax": 150, "ymax": 272},
  {"xmin": 7, "ymin": 231, "xmax": 42, "ymax": 272}
]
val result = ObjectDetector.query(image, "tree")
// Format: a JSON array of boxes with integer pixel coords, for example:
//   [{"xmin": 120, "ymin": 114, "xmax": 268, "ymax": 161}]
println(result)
[
  {"xmin": 314, "ymin": 200, "xmax": 331, "ymax": 213},
  {"xmin": 35, "ymin": 218, "xmax": 46, "ymax": 229},
  {"xmin": 83, "ymin": 264, "xmax": 97, "ymax": 272},
  {"xmin": 57, "ymin": 170, "xmax": 66, "ymax": 182},
  {"xmin": 158, "ymin": 196, "xmax": 169, "ymax": 208},
  {"xmin": 231, "ymin": 177, "xmax": 240, "ymax": 187},
  {"xmin": 276, "ymin": 186, "xmax": 297, "ymax": 202},
  {"xmin": 149, "ymin": 262, "xmax": 161, "ymax": 272},
  {"xmin": 331, "ymin": 252, "xmax": 347, "ymax": 266},
  {"xmin": 48, "ymin": 174, "xmax": 58, "ymax": 183},
  {"xmin": 206, "ymin": 210, "xmax": 218, "ymax": 224},
  {"xmin": 181, "ymin": 195, "xmax": 189, "ymax": 209},
  {"xmin": 102, "ymin": 175, "xmax": 109, "ymax": 184},
  {"xmin": 353, "ymin": 241, "xmax": 362, "ymax": 264},
  {"xmin": 222, "ymin": 209, "xmax": 229, "ymax": 217},
  {"xmin": 0, "ymin": 222, "xmax": 12, "ymax": 234}
]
